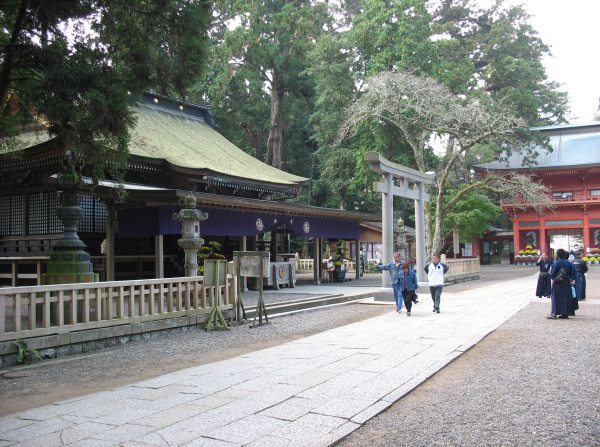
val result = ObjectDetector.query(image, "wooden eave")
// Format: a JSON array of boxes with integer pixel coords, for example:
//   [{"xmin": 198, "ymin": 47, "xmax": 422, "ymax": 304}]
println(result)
[{"xmin": 101, "ymin": 186, "xmax": 378, "ymax": 222}]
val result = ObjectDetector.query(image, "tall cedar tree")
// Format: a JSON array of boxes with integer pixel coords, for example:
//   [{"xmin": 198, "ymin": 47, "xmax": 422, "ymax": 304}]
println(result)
[{"xmin": 1, "ymin": 0, "xmax": 211, "ymax": 182}]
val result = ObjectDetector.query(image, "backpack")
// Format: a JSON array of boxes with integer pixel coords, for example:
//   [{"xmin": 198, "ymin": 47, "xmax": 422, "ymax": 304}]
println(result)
[{"xmin": 553, "ymin": 267, "xmax": 567, "ymax": 283}]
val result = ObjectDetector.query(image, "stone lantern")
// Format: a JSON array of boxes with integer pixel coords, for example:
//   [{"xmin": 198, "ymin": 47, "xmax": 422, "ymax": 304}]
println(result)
[
  {"xmin": 395, "ymin": 217, "xmax": 409, "ymax": 260},
  {"xmin": 173, "ymin": 195, "xmax": 209, "ymax": 277},
  {"xmin": 43, "ymin": 187, "xmax": 98, "ymax": 285}
]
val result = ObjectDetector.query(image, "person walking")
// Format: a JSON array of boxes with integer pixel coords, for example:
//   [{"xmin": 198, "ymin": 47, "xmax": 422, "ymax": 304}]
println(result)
[
  {"xmin": 424, "ymin": 254, "xmax": 449, "ymax": 313},
  {"xmin": 397, "ymin": 262, "xmax": 419, "ymax": 316},
  {"xmin": 572, "ymin": 253, "xmax": 588, "ymax": 300},
  {"xmin": 548, "ymin": 248, "xmax": 576, "ymax": 319},
  {"xmin": 535, "ymin": 253, "xmax": 553, "ymax": 298},
  {"xmin": 377, "ymin": 252, "xmax": 405, "ymax": 313}
]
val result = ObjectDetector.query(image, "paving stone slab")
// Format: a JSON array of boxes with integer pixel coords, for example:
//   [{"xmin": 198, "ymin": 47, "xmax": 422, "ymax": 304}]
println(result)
[{"xmin": 0, "ymin": 275, "xmax": 535, "ymax": 447}]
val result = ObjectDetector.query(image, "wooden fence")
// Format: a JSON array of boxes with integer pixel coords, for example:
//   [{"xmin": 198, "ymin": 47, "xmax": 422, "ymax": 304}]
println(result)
[
  {"xmin": 0, "ymin": 267, "xmax": 236, "ymax": 343},
  {"xmin": 295, "ymin": 258, "xmax": 356, "ymax": 272}
]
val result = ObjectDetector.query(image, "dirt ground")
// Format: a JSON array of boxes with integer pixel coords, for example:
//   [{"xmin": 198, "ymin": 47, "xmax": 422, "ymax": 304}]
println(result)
[{"xmin": 1, "ymin": 265, "xmax": 596, "ymax": 417}]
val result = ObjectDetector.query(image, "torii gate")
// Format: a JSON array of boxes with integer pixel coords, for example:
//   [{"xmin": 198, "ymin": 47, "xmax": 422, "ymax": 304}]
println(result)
[{"xmin": 364, "ymin": 152, "xmax": 434, "ymax": 286}]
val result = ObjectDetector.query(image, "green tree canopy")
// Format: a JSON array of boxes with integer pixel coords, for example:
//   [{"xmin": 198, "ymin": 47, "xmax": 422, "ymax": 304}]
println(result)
[
  {"xmin": 1, "ymin": 0, "xmax": 211, "ymax": 181},
  {"xmin": 339, "ymin": 70, "xmax": 553, "ymax": 255}
]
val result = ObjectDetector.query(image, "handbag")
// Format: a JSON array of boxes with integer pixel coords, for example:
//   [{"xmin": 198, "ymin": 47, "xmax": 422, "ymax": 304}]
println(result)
[{"xmin": 571, "ymin": 286, "xmax": 576, "ymax": 299}]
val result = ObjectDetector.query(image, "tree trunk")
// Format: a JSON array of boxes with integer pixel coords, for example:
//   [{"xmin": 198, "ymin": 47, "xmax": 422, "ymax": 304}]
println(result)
[
  {"xmin": 430, "ymin": 184, "xmax": 446, "ymax": 256},
  {"xmin": 266, "ymin": 80, "xmax": 285, "ymax": 169},
  {"xmin": 0, "ymin": 0, "xmax": 28, "ymax": 108}
]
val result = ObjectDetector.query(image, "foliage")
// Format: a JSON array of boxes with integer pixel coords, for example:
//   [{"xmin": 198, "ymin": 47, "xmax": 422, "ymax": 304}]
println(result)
[
  {"xmin": 197, "ymin": 241, "xmax": 226, "ymax": 275},
  {"xmin": 330, "ymin": 240, "xmax": 347, "ymax": 267},
  {"xmin": 339, "ymin": 70, "xmax": 553, "ymax": 255},
  {"xmin": 1, "ymin": 0, "xmax": 211, "ymax": 182},
  {"xmin": 197, "ymin": 0, "xmax": 328, "ymax": 170},
  {"xmin": 443, "ymin": 192, "xmax": 501, "ymax": 242},
  {"xmin": 431, "ymin": 0, "xmax": 569, "ymax": 125},
  {"xmin": 14, "ymin": 339, "xmax": 41, "ymax": 365}
]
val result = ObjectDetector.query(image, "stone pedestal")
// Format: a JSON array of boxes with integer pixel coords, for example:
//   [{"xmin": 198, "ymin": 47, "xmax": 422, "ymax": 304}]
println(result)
[{"xmin": 43, "ymin": 191, "xmax": 98, "ymax": 285}]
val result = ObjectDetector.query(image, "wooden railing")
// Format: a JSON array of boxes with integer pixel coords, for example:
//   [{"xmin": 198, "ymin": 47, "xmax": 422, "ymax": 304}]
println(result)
[
  {"xmin": 0, "ymin": 255, "xmax": 162, "ymax": 287},
  {"xmin": 0, "ymin": 268, "xmax": 236, "ymax": 342},
  {"xmin": 295, "ymin": 258, "xmax": 357, "ymax": 272},
  {"xmin": 296, "ymin": 258, "xmax": 313, "ymax": 272}
]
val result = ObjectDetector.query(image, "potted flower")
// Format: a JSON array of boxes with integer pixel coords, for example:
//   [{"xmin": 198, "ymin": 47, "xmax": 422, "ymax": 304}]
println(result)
[
  {"xmin": 197, "ymin": 241, "xmax": 226, "ymax": 275},
  {"xmin": 330, "ymin": 240, "xmax": 347, "ymax": 281}
]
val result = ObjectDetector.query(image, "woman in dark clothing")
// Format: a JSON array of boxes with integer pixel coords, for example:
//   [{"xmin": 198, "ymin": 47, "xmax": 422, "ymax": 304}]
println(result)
[
  {"xmin": 535, "ymin": 253, "xmax": 553, "ymax": 298},
  {"xmin": 572, "ymin": 254, "xmax": 588, "ymax": 300},
  {"xmin": 548, "ymin": 248, "xmax": 576, "ymax": 319}
]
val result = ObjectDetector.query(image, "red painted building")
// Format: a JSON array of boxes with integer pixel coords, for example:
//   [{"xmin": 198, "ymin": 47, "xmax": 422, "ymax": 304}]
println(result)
[{"xmin": 474, "ymin": 122, "xmax": 600, "ymax": 260}]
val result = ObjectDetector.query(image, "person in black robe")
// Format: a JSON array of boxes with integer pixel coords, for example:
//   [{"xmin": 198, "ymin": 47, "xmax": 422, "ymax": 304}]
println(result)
[
  {"xmin": 548, "ymin": 248, "xmax": 576, "ymax": 319},
  {"xmin": 535, "ymin": 253, "xmax": 553, "ymax": 298},
  {"xmin": 572, "ymin": 253, "xmax": 588, "ymax": 300}
]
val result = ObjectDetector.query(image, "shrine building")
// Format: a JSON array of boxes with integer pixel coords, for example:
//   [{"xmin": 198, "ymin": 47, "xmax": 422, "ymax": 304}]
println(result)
[
  {"xmin": 0, "ymin": 93, "xmax": 376, "ymax": 285},
  {"xmin": 473, "ymin": 122, "xmax": 600, "ymax": 260}
]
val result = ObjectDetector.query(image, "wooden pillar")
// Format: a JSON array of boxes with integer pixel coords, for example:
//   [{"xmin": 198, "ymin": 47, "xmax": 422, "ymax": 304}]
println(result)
[
  {"xmin": 452, "ymin": 229, "xmax": 460, "ymax": 258},
  {"xmin": 241, "ymin": 236, "xmax": 248, "ymax": 291},
  {"xmin": 355, "ymin": 240, "xmax": 360, "ymax": 279},
  {"xmin": 583, "ymin": 215, "xmax": 590, "ymax": 252},
  {"xmin": 539, "ymin": 222, "xmax": 547, "ymax": 255},
  {"xmin": 154, "ymin": 235, "xmax": 164, "ymax": 278},
  {"xmin": 512, "ymin": 213, "xmax": 520, "ymax": 256},
  {"xmin": 105, "ymin": 207, "xmax": 116, "ymax": 281},
  {"xmin": 313, "ymin": 237, "xmax": 321, "ymax": 285}
]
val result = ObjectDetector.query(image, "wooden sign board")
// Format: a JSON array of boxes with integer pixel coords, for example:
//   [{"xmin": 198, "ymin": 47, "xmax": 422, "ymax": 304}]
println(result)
[
  {"xmin": 203, "ymin": 259, "xmax": 228, "ymax": 287},
  {"xmin": 233, "ymin": 251, "xmax": 270, "ymax": 278}
]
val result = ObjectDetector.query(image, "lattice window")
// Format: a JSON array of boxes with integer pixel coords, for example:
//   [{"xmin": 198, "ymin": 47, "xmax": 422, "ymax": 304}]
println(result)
[
  {"xmin": 28, "ymin": 191, "xmax": 62, "ymax": 235},
  {"xmin": 48, "ymin": 192, "xmax": 61, "ymax": 233},
  {"xmin": 0, "ymin": 195, "xmax": 24, "ymax": 236},
  {"xmin": 590, "ymin": 218, "xmax": 600, "ymax": 225},
  {"xmin": 545, "ymin": 219, "xmax": 583, "ymax": 226},
  {"xmin": 79, "ymin": 194, "xmax": 107, "ymax": 233},
  {"xmin": 95, "ymin": 199, "xmax": 107, "ymax": 233},
  {"xmin": 518, "ymin": 221, "xmax": 539, "ymax": 227},
  {"xmin": 28, "ymin": 192, "xmax": 46, "ymax": 235},
  {"xmin": 80, "ymin": 195, "xmax": 94, "ymax": 233}
]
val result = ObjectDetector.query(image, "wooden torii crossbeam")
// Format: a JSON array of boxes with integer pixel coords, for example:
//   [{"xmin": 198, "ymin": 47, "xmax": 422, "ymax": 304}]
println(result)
[{"xmin": 364, "ymin": 152, "xmax": 434, "ymax": 285}]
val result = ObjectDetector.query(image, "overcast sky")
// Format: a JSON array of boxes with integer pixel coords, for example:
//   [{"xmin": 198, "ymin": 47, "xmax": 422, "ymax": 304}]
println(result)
[{"xmin": 509, "ymin": 0, "xmax": 600, "ymax": 122}]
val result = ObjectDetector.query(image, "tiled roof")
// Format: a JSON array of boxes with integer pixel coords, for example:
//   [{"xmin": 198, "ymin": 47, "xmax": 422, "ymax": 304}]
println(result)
[
  {"xmin": 473, "ymin": 122, "xmax": 600, "ymax": 171},
  {"xmin": 128, "ymin": 101, "xmax": 308, "ymax": 186}
]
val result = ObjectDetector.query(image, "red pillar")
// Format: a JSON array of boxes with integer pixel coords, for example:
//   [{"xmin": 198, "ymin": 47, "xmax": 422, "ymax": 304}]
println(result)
[
  {"xmin": 512, "ymin": 211, "xmax": 520, "ymax": 254},
  {"xmin": 583, "ymin": 214, "xmax": 590, "ymax": 252},
  {"xmin": 539, "ymin": 221, "xmax": 547, "ymax": 255}
]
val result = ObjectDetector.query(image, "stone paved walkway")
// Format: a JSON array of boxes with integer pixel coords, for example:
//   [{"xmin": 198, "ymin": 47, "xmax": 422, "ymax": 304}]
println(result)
[{"xmin": 0, "ymin": 276, "xmax": 534, "ymax": 447}]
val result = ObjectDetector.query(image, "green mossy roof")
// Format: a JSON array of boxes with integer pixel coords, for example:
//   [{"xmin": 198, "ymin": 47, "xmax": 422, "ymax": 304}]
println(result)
[{"xmin": 129, "ymin": 103, "xmax": 308, "ymax": 185}]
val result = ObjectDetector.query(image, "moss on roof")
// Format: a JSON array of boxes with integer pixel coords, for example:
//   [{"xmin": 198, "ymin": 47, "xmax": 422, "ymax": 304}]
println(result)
[{"xmin": 128, "ymin": 103, "xmax": 308, "ymax": 185}]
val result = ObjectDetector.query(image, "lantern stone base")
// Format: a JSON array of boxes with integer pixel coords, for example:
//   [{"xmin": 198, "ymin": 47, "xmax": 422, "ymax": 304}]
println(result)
[{"xmin": 43, "ymin": 250, "xmax": 99, "ymax": 285}]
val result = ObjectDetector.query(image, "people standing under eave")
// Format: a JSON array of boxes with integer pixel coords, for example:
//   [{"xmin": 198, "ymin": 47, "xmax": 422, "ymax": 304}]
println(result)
[
  {"xmin": 548, "ymin": 248, "xmax": 576, "ymax": 319},
  {"xmin": 571, "ymin": 253, "xmax": 588, "ymax": 300},
  {"xmin": 535, "ymin": 253, "xmax": 553, "ymax": 298}
]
